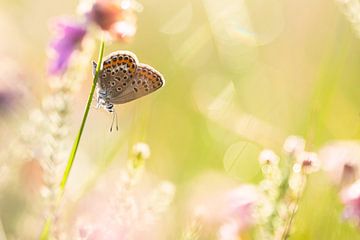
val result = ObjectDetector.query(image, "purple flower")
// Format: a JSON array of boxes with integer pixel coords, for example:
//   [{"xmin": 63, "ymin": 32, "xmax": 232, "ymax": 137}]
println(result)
[
  {"xmin": 0, "ymin": 57, "xmax": 28, "ymax": 113},
  {"xmin": 0, "ymin": 90, "xmax": 18, "ymax": 113},
  {"xmin": 48, "ymin": 19, "xmax": 87, "ymax": 75}
]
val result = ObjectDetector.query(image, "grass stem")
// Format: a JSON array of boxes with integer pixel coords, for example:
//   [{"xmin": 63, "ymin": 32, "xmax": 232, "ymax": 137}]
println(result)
[
  {"xmin": 59, "ymin": 39, "xmax": 105, "ymax": 193},
  {"xmin": 39, "ymin": 37, "xmax": 105, "ymax": 240}
]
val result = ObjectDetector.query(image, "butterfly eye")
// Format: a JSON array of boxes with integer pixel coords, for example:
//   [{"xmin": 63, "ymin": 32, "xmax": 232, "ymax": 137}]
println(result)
[
  {"xmin": 116, "ymin": 87, "xmax": 122, "ymax": 92},
  {"xmin": 110, "ymin": 81, "xmax": 115, "ymax": 86}
]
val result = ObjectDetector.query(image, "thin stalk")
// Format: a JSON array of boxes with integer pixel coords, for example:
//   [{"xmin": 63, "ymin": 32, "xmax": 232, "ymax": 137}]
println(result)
[
  {"xmin": 265, "ymin": 155, "xmax": 293, "ymax": 235},
  {"xmin": 280, "ymin": 175, "xmax": 307, "ymax": 240},
  {"xmin": 60, "ymin": 39, "xmax": 105, "ymax": 193},
  {"xmin": 39, "ymin": 38, "xmax": 105, "ymax": 240}
]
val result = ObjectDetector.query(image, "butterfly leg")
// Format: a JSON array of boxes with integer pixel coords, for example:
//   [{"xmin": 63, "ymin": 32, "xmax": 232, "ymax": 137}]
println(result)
[{"xmin": 109, "ymin": 108, "xmax": 119, "ymax": 132}]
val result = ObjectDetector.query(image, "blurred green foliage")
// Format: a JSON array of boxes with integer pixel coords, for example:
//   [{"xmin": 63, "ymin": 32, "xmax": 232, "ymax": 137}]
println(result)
[{"xmin": 0, "ymin": 0, "xmax": 360, "ymax": 239}]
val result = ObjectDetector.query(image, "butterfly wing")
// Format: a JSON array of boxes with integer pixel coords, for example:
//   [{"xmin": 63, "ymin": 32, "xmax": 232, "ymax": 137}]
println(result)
[
  {"xmin": 97, "ymin": 51, "xmax": 139, "ymax": 99},
  {"xmin": 110, "ymin": 63, "xmax": 165, "ymax": 104}
]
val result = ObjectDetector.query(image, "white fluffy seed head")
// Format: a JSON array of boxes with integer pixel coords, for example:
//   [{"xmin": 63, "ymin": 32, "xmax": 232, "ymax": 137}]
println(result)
[
  {"xmin": 259, "ymin": 149, "xmax": 279, "ymax": 166},
  {"xmin": 283, "ymin": 136, "xmax": 305, "ymax": 155},
  {"xmin": 132, "ymin": 142, "xmax": 151, "ymax": 161}
]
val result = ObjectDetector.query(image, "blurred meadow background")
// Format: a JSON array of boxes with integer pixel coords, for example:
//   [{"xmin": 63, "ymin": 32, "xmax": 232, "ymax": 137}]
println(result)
[{"xmin": 0, "ymin": 0, "xmax": 360, "ymax": 239}]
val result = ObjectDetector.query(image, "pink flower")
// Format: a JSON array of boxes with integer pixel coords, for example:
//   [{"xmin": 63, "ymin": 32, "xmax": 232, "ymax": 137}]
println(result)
[
  {"xmin": 72, "ymin": 171, "xmax": 174, "ymax": 240},
  {"xmin": 218, "ymin": 220, "xmax": 240, "ymax": 240},
  {"xmin": 48, "ymin": 19, "xmax": 87, "ymax": 75},
  {"xmin": 188, "ymin": 173, "xmax": 260, "ymax": 236},
  {"xmin": 0, "ymin": 90, "xmax": 17, "ymax": 113},
  {"xmin": 87, "ymin": 0, "xmax": 139, "ymax": 42},
  {"xmin": 0, "ymin": 57, "xmax": 28, "ymax": 113},
  {"xmin": 223, "ymin": 185, "xmax": 259, "ymax": 230},
  {"xmin": 87, "ymin": 0, "xmax": 123, "ymax": 30},
  {"xmin": 341, "ymin": 179, "xmax": 360, "ymax": 225},
  {"xmin": 293, "ymin": 151, "xmax": 320, "ymax": 174},
  {"xmin": 319, "ymin": 141, "xmax": 360, "ymax": 186}
]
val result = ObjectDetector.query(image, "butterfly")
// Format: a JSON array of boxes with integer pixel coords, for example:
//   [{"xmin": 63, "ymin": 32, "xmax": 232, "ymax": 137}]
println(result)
[{"xmin": 92, "ymin": 51, "xmax": 165, "ymax": 131}]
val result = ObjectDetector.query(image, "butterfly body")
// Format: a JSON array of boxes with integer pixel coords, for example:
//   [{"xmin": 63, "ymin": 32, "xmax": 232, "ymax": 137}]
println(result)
[{"xmin": 94, "ymin": 51, "xmax": 165, "ymax": 113}]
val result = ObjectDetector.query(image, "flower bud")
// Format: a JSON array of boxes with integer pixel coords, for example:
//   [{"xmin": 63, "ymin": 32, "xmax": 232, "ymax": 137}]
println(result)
[{"xmin": 283, "ymin": 136, "xmax": 305, "ymax": 156}]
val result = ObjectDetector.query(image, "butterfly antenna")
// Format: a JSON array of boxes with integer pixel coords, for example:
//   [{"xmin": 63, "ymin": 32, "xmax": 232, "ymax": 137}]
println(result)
[
  {"xmin": 110, "ymin": 111, "xmax": 115, "ymax": 132},
  {"xmin": 115, "ymin": 109, "xmax": 119, "ymax": 131}
]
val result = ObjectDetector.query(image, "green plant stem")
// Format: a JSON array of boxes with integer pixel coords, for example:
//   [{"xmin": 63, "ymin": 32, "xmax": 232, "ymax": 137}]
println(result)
[
  {"xmin": 265, "ymin": 156, "xmax": 292, "ymax": 235},
  {"xmin": 39, "ymin": 38, "xmax": 105, "ymax": 240},
  {"xmin": 59, "ymin": 39, "xmax": 105, "ymax": 193}
]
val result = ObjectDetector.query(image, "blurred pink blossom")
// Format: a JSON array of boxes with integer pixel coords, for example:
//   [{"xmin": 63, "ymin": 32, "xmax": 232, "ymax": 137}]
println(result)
[
  {"xmin": 0, "ymin": 57, "xmax": 28, "ymax": 113},
  {"xmin": 87, "ymin": 0, "xmax": 122, "ymax": 30},
  {"xmin": 341, "ymin": 179, "xmax": 360, "ymax": 225},
  {"xmin": 189, "ymin": 174, "xmax": 260, "ymax": 237},
  {"xmin": 293, "ymin": 151, "xmax": 320, "ymax": 174},
  {"xmin": 224, "ymin": 185, "xmax": 259, "ymax": 230},
  {"xmin": 73, "ymin": 171, "xmax": 174, "ymax": 240},
  {"xmin": 218, "ymin": 220, "xmax": 240, "ymax": 240},
  {"xmin": 87, "ymin": 0, "xmax": 139, "ymax": 42},
  {"xmin": 0, "ymin": 90, "xmax": 18, "ymax": 113},
  {"xmin": 319, "ymin": 141, "xmax": 360, "ymax": 186}
]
